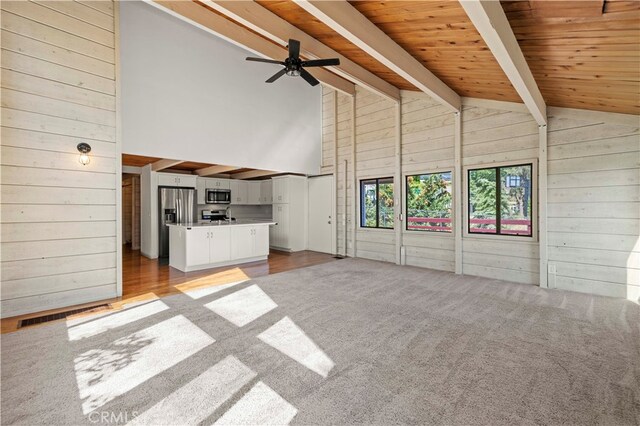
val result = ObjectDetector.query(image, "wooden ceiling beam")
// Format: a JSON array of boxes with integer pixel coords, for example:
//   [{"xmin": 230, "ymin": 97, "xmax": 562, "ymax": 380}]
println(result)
[
  {"xmin": 201, "ymin": 0, "xmax": 400, "ymax": 102},
  {"xmin": 459, "ymin": 0, "xmax": 547, "ymax": 125},
  {"xmin": 231, "ymin": 169, "xmax": 280, "ymax": 180},
  {"xmin": 195, "ymin": 165, "xmax": 242, "ymax": 177},
  {"xmin": 294, "ymin": 0, "xmax": 461, "ymax": 111},
  {"xmin": 151, "ymin": 159, "xmax": 184, "ymax": 171},
  {"xmin": 150, "ymin": 0, "xmax": 355, "ymax": 96}
]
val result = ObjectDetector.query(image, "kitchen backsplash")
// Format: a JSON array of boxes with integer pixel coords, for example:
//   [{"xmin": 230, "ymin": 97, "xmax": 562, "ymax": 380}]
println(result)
[{"xmin": 197, "ymin": 204, "xmax": 272, "ymax": 220}]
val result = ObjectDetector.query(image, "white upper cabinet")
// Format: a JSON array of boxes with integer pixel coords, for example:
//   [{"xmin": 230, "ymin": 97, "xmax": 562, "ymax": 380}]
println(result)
[
  {"xmin": 158, "ymin": 173, "xmax": 197, "ymax": 188},
  {"xmin": 207, "ymin": 178, "xmax": 230, "ymax": 190},
  {"xmin": 230, "ymin": 180, "xmax": 248, "ymax": 204},
  {"xmin": 196, "ymin": 178, "xmax": 206, "ymax": 205},
  {"xmin": 247, "ymin": 181, "xmax": 261, "ymax": 205},
  {"xmin": 261, "ymin": 180, "xmax": 273, "ymax": 204},
  {"xmin": 272, "ymin": 177, "xmax": 290, "ymax": 203}
]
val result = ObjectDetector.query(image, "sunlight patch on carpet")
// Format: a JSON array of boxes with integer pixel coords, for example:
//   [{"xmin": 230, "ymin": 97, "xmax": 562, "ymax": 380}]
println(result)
[
  {"xmin": 130, "ymin": 356, "xmax": 255, "ymax": 425},
  {"xmin": 205, "ymin": 285, "xmax": 277, "ymax": 327},
  {"xmin": 74, "ymin": 315, "xmax": 214, "ymax": 414},
  {"xmin": 67, "ymin": 300, "xmax": 170, "ymax": 341},
  {"xmin": 214, "ymin": 381, "xmax": 297, "ymax": 426},
  {"xmin": 258, "ymin": 316, "xmax": 334, "ymax": 378}
]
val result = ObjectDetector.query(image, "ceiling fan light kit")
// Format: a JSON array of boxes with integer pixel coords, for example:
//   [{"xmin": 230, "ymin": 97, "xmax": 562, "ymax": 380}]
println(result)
[{"xmin": 246, "ymin": 39, "xmax": 339, "ymax": 86}]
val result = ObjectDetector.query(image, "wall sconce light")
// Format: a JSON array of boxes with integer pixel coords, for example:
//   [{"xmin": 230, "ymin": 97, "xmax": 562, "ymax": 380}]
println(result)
[{"xmin": 77, "ymin": 142, "xmax": 91, "ymax": 165}]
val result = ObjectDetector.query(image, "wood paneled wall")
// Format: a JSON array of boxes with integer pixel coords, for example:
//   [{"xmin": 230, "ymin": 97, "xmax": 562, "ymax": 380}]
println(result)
[
  {"xmin": 1, "ymin": 1, "xmax": 119, "ymax": 317},
  {"xmin": 354, "ymin": 87, "xmax": 397, "ymax": 263},
  {"xmin": 401, "ymin": 92, "xmax": 456, "ymax": 272},
  {"xmin": 460, "ymin": 105, "xmax": 540, "ymax": 284},
  {"xmin": 547, "ymin": 109, "xmax": 639, "ymax": 299},
  {"xmin": 322, "ymin": 87, "xmax": 639, "ymax": 298},
  {"xmin": 322, "ymin": 87, "xmax": 354, "ymax": 256}
]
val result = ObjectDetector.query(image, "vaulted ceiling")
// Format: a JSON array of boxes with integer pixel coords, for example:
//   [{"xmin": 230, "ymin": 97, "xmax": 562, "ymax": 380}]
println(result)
[{"xmin": 181, "ymin": 0, "xmax": 639, "ymax": 115}]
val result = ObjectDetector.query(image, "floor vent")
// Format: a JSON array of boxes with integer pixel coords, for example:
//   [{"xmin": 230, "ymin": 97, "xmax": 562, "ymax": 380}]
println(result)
[
  {"xmin": 333, "ymin": 255, "xmax": 346, "ymax": 259},
  {"xmin": 18, "ymin": 304, "xmax": 110, "ymax": 328}
]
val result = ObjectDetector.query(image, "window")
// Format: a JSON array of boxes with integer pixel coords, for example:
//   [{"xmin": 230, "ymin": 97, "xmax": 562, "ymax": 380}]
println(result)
[
  {"xmin": 406, "ymin": 172, "xmax": 452, "ymax": 232},
  {"xmin": 468, "ymin": 164, "xmax": 533, "ymax": 237},
  {"xmin": 360, "ymin": 177, "xmax": 394, "ymax": 229}
]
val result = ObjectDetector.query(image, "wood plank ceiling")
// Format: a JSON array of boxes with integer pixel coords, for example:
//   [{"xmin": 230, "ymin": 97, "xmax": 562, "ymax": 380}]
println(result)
[
  {"xmin": 503, "ymin": 0, "xmax": 640, "ymax": 114},
  {"xmin": 257, "ymin": 0, "xmax": 520, "ymax": 102},
  {"xmin": 246, "ymin": 0, "xmax": 638, "ymax": 114},
  {"xmin": 123, "ymin": 154, "xmax": 251, "ymax": 174}
]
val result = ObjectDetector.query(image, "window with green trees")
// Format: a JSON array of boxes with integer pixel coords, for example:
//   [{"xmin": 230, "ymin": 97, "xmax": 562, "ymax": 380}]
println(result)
[
  {"xmin": 360, "ymin": 177, "xmax": 394, "ymax": 229},
  {"xmin": 406, "ymin": 172, "xmax": 452, "ymax": 232},
  {"xmin": 468, "ymin": 164, "xmax": 533, "ymax": 237}
]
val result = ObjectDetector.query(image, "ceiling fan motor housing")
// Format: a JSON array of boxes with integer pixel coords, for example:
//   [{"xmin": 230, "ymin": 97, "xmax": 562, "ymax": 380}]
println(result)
[{"xmin": 284, "ymin": 57, "xmax": 302, "ymax": 76}]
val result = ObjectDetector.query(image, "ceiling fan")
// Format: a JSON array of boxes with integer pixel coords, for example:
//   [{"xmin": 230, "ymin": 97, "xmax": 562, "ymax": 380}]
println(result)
[{"xmin": 246, "ymin": 39, "xmax": 340, "ymax": 87}]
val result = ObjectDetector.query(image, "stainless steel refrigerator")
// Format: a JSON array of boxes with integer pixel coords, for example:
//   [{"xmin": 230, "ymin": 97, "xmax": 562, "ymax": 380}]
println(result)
[{"xmin": 158, "ymin": 186, "xmax": 197, "ymax": 258}]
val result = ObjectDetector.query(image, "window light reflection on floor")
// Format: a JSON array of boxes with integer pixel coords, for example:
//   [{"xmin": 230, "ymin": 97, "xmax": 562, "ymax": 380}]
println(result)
[
  {"xmin": 67, "ymin": 300, "xmax": 170, "ymax": 341},
  {"xmin": 214, "ymin": 381, "xmax": 298, "ymax": 426},
  {"xmin": 258, "ymin": 316, "xmax": 335, "ymax": 378},
  {"xmin": 205, "ymin": 285, "xmax": 277, "ymax": 327},
  {"xmin": 129, "ymin": 355, "xmax": 256, "ymax": 425},
  {"xmin": 74, "ymin": 315, "xmax": 214, "ymax": 414}
]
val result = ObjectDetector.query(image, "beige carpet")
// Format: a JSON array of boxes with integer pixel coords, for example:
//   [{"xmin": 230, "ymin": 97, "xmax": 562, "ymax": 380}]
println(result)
[{"xmin": 2, "ymin": 258, "xmax": 639, "ymax": 425}]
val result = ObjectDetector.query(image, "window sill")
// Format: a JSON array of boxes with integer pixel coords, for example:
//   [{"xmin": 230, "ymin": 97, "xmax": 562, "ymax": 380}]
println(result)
[
  {"xmin": 463, "ymin": 232, "xmax": 538, "ymax": 243},
  {"xmin": 358, "ymin": 227, "xmax": 395, "ymax": 233}
]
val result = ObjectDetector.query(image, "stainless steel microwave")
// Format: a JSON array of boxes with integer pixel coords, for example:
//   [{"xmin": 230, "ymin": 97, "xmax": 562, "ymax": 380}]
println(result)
[{"xmin": 205, "ymin": 188, "xmax": 231, "ymax": 204}]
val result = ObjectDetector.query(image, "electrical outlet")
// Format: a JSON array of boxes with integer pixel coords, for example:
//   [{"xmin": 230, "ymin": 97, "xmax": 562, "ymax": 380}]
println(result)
[{"xmin": 548, "ymin": 264, "xmax": 557, "ymax": 274}]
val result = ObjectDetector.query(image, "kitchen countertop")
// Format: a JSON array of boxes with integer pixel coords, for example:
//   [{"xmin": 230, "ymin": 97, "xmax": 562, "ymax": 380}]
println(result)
[{"xmin": 166, "ymin": 219, "xmax": 276, "ymax": 228}]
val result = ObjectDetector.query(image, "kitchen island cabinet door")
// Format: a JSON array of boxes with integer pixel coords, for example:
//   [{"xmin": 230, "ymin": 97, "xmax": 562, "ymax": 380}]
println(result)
[
  {"xmin": 254, "ymin": 226, "xmax": 269, "ymax": 257},
  {"xmin": 209, "ymin": 227, "xmax": 231, "ymax": 263},
  {"xmin": 230, "ymin": 227, "xmax": 254, "ymax": 259},
  {"xmin": 186, "ymin": 227, "xmax": 210, "ymax": 266}
]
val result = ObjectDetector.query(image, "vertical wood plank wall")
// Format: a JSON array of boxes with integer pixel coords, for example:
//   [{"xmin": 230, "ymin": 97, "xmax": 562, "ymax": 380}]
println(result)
[
  {"xmin": 322, "ymin": 88, "xmax": 639, "ymax": 298},
  {"xmin": 547, "ymin": 109, "xmax": 639, "ymax": 299},
  {"xmin": 1, "ymin": 1, "xmax": 118, "ymax": 317}
]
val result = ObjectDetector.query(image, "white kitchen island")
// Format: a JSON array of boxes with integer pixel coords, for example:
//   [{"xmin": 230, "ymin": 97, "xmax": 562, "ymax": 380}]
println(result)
[{"xmin": 167, "ymin": 220, "xmax": 276, "ymax": 272}]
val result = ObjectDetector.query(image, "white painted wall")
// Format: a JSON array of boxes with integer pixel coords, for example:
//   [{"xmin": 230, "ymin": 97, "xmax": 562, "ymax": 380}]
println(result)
[
  {"xmin": 0, "ymin": 0, "xmax": 119, "ymax": 317},
  {"xmin": 119, "ymin": 1, "xmax": 322, "ymax": 175}
]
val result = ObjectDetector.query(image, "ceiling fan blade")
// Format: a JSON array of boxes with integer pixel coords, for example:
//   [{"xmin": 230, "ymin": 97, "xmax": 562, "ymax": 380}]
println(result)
[
  {"xmin": 299, "ymin": 68, "xmax": 320, "ymax": 87},
  {"xmin": 266, "ymin": 68, "xmax": 287, "ymax": 83},
  {"xmin": 246, "ymin": 57, "xmax": 284, "ymax": 65},
  {"xmin": 288, "ymin": 39, "xmax": 300, "ymax": 60},
  {"xmin": 301, "ymin": 58, "xmax": 340, "ymax": 67}
]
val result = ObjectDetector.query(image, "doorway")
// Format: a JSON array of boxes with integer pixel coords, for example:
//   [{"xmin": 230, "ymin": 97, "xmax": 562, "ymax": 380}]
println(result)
[
  {"xmin": 122, "ymin": 174, "xmax": 141, "ymax": 250},
  {"xmin": 307, "ymin": 175, "xmax": 334, "ymax": 254}
]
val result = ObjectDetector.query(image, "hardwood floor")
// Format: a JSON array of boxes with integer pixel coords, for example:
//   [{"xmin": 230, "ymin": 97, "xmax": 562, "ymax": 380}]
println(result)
[{"xmin": 1, "ymin": 247, "xmax": 337, "ymax": 334}]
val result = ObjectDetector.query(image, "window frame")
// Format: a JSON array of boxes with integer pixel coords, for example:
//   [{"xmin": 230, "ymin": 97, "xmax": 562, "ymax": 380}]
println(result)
[
  {"xmin": 405, "ymin": 171, "xmax": 453, "ymax": 233},
  {"xmin": 359, "ymin": 177, "xmax": 394, "ymax": 230},
  {"xmin": 464, "ymin": 161, "xmax": 537, "ymax": 241}
]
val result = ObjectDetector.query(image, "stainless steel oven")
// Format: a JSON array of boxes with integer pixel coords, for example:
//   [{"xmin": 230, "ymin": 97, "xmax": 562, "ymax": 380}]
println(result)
[{"xmin": 205, "ymin": 188, "xmax": 231, "ymax": 204}]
